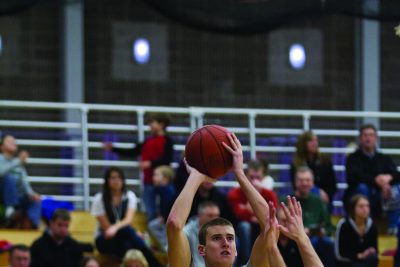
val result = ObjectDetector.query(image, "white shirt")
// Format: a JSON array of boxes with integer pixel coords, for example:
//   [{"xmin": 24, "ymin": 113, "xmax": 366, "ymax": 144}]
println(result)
[{"xmin": 91, "ymin": 190, "xmax": 137, "ymax": 236}]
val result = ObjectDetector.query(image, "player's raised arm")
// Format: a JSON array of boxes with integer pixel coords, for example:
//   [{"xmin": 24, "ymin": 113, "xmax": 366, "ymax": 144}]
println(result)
[
  {"xmin": 222, "ymin": 133, "xmax": 270, "ymax": 231},
  {"xmin": 279, "ymin": 196, "xmax": 323, "ymax": 267},
  {"xmin": 250, "ymin": 202, "xmax": 286, "ymax": 267},
  {"xmin": 166, "ymin": 160, "xmax": 213, "ymax": 267}
]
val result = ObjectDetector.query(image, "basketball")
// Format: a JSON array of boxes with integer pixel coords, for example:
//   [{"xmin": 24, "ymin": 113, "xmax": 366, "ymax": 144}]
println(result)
[{"xmin": 185, "ymin": 125, "xmax": 233, "ymax": 178}]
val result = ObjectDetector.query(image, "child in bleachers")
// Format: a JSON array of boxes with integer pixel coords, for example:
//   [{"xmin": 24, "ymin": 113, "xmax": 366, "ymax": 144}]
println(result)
[{"xmin": 147, "ymin": 165, "xmax": 177, "ymax": 252}]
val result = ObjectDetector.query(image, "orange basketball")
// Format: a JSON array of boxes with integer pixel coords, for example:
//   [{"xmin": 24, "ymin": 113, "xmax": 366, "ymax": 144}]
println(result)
[{"xmin": 185, "ymin": 125, "xmax": 233, "ymax": 178}]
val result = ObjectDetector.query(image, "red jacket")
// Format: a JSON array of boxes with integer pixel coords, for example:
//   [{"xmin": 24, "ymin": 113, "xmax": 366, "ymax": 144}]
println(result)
[
  {"xmin": 113, "ymin": 135, "xmax": 174, "ymax": 184},
  {"xmin": 228, "ymin": 187, "xmax": 278, "ymax": 222}
]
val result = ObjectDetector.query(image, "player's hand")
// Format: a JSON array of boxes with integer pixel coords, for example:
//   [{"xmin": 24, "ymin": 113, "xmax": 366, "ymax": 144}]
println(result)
[
  {"xmin": 183, "ymin": 158, "xmax": 214, "ymax": 183},
  {"xmin": 222, "ymin": 132, "xmax": 243, "ymax": 175},
  {"xmin": 278, "ymin": 196, "xmax": 307, "ymax": 242},
  {"xmin": 103, "ymin": 142, "xmax": 113, "ymax": 151},
  {"xmin": 18, "ymin": 150, "xmax": 29, "ymax": 163},
  {"xmin": 266, "ymin": 201, "xmax": 279, "ymax": 246}
]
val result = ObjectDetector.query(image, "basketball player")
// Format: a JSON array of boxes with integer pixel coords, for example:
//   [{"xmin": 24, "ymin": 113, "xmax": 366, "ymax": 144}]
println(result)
[{"xmin": 167, "ymin": 132, "xmax": 323, "ymax": 267}]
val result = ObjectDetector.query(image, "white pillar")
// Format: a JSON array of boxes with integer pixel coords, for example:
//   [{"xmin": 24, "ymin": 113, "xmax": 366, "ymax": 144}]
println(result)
[
  {"xmin": 61, "ymin": 0, "xmax": 85, "ymax": 209},
  {"xmin": 355, "ymin": 1, "xmax": 380, "ymax": 129}
]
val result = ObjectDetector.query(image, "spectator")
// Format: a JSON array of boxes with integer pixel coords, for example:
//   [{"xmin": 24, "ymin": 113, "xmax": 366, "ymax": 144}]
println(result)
[
  {"xmin": 174, "ymin": 156, "xmax": 189, "ymax": 195},
  {"xmin": 184, "ymin": 201, "xmax": 220, "ymax": 267},
  {"xmin": 276, "ymin": 208, "xmax": 303, "ymax": 267},
  {"xmin": 91, "ymin": 167, "xmax": 163, "ymax": 267},
  {"xmin": 335, "ymin": 194, "xmax": 378, "ymax": 267},
  {"xmin": 147, "ymin": 165, "xmax": 177, "ymax": 252},
  {"xmin": 289, "ymin": 166, "xmax": 335, "ymax": 267},
  {"xmin": 79, "ymin": 256, "xmax": 100, "ymax": 267},
  {"xmin": 103, "ymin": 113, "xmax": 174, "ymax": 221},
  {"xmin": 8, "ymin": 244, "xmax": 30, "ymax": 267},
  {"xmin": 189, "ymin": 180, "xmax": 235, "ymax": 223},
  {"xmin": 344, "ymin": 124, "xmax": 400, "ymax": 233},
  {"xmin": 259, "ymin": 158, "xmax": 274, "ymax": 190},
  {"xmin": 228, "ymin": 159, "xmax": 278, "ymax": 266},
  {"xmin": 30, "ymin": 208, "xmax": 83, "ymax": 267},
  {"xmin": 290, "ymin": 131, "xmax": 337, "ymax": 207},
  {"xmin": 121, "ymin": 249, "xmax": 149, "ymax": 267},
  {"xmin": 0, "ymin": 134, "xmax": 41, "ymax": 228}
]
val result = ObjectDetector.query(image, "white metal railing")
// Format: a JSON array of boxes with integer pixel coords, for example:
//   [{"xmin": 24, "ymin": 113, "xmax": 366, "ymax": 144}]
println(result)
[{"xmin": 1, "ymin": 100, "xmax": 400, "ymax": 210}]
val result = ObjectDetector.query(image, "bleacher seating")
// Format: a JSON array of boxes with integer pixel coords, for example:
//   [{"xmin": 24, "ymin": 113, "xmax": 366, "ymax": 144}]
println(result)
[{"xmin": 0, "ymin": 211, "xmax": 396, "ymax": 267}]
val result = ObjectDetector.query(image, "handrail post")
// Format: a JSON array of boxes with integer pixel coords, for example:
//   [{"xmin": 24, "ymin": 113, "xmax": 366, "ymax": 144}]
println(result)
[
  {"xmin": 80, "ymin": 106, "xmax": 90, "ymax": 211},
  {"xmin": 249, "ymin": 112, "xmax": 257, "ymax": 159},
  {"xmin": 137, "ymin": 109, "xmax": 145, "ymax": 143},
  {"xmin": 303, "ymin": 113, "xmax": 310, "ymax": 131}
]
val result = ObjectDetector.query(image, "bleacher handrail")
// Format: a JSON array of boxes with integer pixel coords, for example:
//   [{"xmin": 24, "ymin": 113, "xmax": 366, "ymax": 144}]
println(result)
[{"xmin": 2, "ymin": 100, "xmax": 400, "ymax": 210}]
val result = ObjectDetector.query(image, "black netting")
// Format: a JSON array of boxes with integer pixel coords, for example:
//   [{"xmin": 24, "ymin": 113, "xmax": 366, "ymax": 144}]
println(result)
[
  {"xmin": 145, "ymin": 0, "xmax": 400, "ymax": 33},
  {"xmin": 0, "ymin": 0, "xmax": 43, "ymax": 15}
]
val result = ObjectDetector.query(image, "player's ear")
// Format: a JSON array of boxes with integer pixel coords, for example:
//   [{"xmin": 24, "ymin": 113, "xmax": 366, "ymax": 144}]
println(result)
[{"xmin": 198, "ymin": 244, "xmax": 206, "ymax": 256}]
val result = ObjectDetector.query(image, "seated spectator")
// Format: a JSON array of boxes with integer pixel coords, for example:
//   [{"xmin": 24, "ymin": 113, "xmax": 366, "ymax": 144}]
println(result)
[
  {"xmin": 189, "ymin": 177, "xmax": 235, "ymax": 223},
  {"xmin": 344, "ymin": 124, "xmax": 400, "ymax": 234},
  {"xmin": 8, "ymin": 244, "xmax": 30, "ymax": 267},
  {"xmin": 260, "ymin": 158, "xmax": 275, "ymax": 190},
  {"xmin": 184, "ymin": 201, "xmax": 220, "ymax": 267},
  {"xmin": 121, "ymin": 249, "xmax": 149, "ymax": 267},
  {"xmin": 79, "ymin": 256, "xmax": 100, "ymax": 267},
  {"xmin": 0, "ymin": 134, "xmax": 41, "ymax": 228},
  {"xmin": 91, "ymin": 167, "xmax": 163, "ymax": 267},
  {"xmin": 147, "ymin": 165, "xmax": 177, "ymax": 251},
  {"xmin": 30, "ymin": 208, "xmax": 83, "ymax": 267},
  {"xmin": 287, "ymin": 166, "xmax": 335, "ymax": 267},
  {"xmin": 228, "ymin": 159, "xmax": 278, "ymax": 266},
  {"xmin": 276, "ymin": 208, "xmax": 303, "ymax": 267},
  {"xmin": 290, "ymin": 131, "xmax": 337, "ymax": 207},
  {"xmin": 335, "ymin": 194, "xmax": 378, "ymax": 267}
]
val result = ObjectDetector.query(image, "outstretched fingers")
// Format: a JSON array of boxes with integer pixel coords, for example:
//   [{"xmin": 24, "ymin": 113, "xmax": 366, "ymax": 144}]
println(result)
[{"xmin": 287, "ymin": 195, "xmax": 296, "ymax": 217}]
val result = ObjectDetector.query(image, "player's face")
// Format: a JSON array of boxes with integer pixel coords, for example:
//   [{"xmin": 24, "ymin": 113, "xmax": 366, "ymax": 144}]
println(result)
[
  {"xmin": 355, "ymin": 197, "xmax": 370, "ymax": 220},
  {"xmin": 359, "ymin": 128, "xmax": 377, "ymax": 152},
  {"xmin": 306, "ymin": 136, "xmax": 319, "ymax": 154},
  {"xmin": 295, "ymin": 171, "xmax": 314, "ymax": 195},
  {"xmin": 9, "ymin": 249, "xmax": 30, "ymax": 267},
  {"xmin": 200, "ymin": 225, "xmax": 237, "ymax": 266}
]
